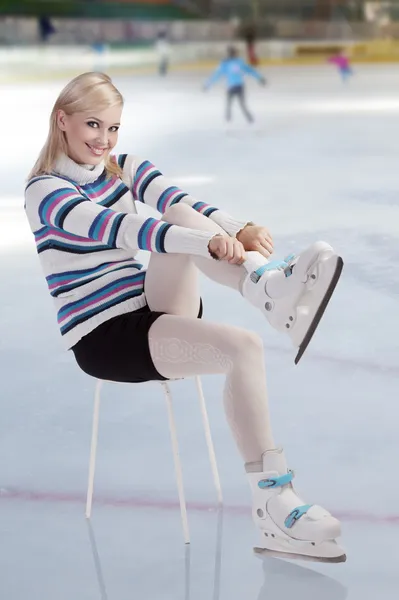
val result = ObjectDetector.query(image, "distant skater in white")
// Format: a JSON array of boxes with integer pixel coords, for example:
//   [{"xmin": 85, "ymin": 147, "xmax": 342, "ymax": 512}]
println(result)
[{"xmin": 24, "ymin": 72, "xmax": 345, "ymax": 562}]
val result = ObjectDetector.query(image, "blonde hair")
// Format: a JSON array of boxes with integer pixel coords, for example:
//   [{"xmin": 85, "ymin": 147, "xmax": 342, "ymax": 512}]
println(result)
[{"xmin": 28, "ymin": 72, "xmax": 124, "ymax": 180}]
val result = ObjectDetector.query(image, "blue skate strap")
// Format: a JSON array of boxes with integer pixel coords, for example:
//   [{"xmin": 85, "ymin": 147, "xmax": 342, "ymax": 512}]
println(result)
[
  {"xmin": 254, "ymin": 257, "xmax": 295, "ymax": 282},
  {"xmin": 255, "ymin": 260, "xmax": 287, "ymax": 278},
  {"xmin": 284, "ymin": 504, "xmax": 313, "ymax": 529},
  {"xmin": 258, "ymin": 470, "xmax": 293, "ymax": 489}
]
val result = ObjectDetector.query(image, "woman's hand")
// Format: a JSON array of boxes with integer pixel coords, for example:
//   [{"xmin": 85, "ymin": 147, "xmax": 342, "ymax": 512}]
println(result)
[
  {"xmin": 208, "ymin": 234, "xmax": 247, "ymax": 264},
  {"xmin": 236, "ymin": 224, "xmax": 274, "ymax": 258}
]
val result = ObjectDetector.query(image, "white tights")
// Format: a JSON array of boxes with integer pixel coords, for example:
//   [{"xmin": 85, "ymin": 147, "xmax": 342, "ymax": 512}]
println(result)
[{"xmin": 146, "ymin": 203, "xmax": 275, "ymax": 465}]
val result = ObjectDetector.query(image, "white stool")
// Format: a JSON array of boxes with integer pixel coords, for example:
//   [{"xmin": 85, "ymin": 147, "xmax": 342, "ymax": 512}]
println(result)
[{"xmin": 86, "ymin": 375, "xmax": 222, "ymax": 544}]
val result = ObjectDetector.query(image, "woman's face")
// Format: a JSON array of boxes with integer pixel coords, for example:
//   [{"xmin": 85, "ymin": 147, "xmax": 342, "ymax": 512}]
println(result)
[{"xmin": 56, "ymin": 104, "xmax": 122, "ymax": 165}]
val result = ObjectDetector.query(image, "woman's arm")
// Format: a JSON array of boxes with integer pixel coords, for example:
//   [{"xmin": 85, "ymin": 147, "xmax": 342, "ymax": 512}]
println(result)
[
  {"xmin": 25, "ymin": 175, "xmax": 216, "ymax": 259},
  {"xmin": 121, "ymin": 155, "xmax": 250, "ymax": 238}
]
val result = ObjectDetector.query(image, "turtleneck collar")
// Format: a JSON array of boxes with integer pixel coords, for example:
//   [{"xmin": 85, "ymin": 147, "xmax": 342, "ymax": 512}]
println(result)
[{"xmin": 53, "ymin": 153, "xmax": 105, "ymax": 185}]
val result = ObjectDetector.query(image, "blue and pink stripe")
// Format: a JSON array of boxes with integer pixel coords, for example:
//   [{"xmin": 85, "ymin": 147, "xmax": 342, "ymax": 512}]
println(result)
[
  {"xmin": 58, "ymin": 272, "xmax": 146, "ymax": 334},
  {"xmin": 46, "ymin": 259, "xmax": 143, "ymax": 297},
  {"xmin": 117, "ymin": 154, "xmax": 127, "ymax": 169},
  {"xmin": 97, "ymin": 182, "xmax": 128, "ymax": 207},
  {"xmin": 84, "ymin": 175, "xmax": 118, "ymax": 197},
  {"xmin": 34, "ymin": 226, "xmax": 112, "ymax": 255},
  {"xmin": 156, "ymin": 186, "xmax": 188, "ymax": 213},
  {"xmin": 191, "ymin": 201, "xmax": 218, "ymax": 217},
  {"xmin": 137, "ymin": 218, "xmax": 172, "ymax": 253},
  {"xmin": 132, "ymin": 160, "xmax": 162, "ymax": 202},
  {"xmin": 35, "ymin": 225, "xmax": 91, "ymax": 244},
  {"xmin": 89, "ymin": 208, "xmax": 115, "ymax": 240},
  {"xmin": 39, "ymin": 188, "xmax": 85, "ymax": 227}
]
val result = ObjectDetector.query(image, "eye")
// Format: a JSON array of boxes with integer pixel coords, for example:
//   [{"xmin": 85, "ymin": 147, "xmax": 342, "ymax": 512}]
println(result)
[
  {"xmin": 87, "ymin": 121, "xmax": 99, "ymax": 128},
  {"xmin": 109, "ymin": 126, "xmax": 119, "ymax": 133}
]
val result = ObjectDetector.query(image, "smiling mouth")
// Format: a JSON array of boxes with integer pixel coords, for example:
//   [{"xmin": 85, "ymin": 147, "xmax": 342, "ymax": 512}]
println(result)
[{"xmin": 85, "ymin": 143, "xmax": 108, "ymax": 156}]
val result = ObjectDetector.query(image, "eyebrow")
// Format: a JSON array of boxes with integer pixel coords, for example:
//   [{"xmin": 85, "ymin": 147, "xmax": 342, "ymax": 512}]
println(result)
[{"xmin": 87, "ymin": 117, "xmax": 121, "ymax": 126}]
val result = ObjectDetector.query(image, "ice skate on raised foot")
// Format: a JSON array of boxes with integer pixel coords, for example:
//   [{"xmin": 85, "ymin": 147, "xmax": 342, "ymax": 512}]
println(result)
[
  {"xmin": 247, "ymin": 448, "xmax": 346, "ymax": 563},
  {"xmin": 241, "ymin": 242, "xmax": 343, "ymax": 364}
]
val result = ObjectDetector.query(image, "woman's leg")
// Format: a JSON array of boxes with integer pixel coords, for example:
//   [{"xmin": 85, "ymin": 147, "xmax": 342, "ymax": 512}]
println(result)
[
  {"xmin": 146, "ymin": 203, "xmax": 343, "ymax": 367},
  {"xmin": 146, "ymin": 208, "xmax": 344, "ymax": 560},
  {"xmin": 148, "ymin": 313, "xmax": 274, "ymax": 464},
  {"xmin": 146, "ymin": 203, "xmax": 274, "ymax": 464},
  {"xmin": 144, "ymin": 203, "xmax": 251, "ymax": 316}
]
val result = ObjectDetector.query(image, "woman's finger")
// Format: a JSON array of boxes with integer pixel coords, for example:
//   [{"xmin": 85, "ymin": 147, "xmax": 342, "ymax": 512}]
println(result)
[
  {"xmin": 237, "ymin": 241, "xmax": 247, "ymax": 264},
  {"xmin": 257, "ymin": 229, "xmax": 273, "ymax": 249},
  {"xmin": 235, "ymin": 241, "xmax": 245, "ymax": 263},
  {"xmin": 239, "ymin": 248, "xmax": 248, "ymax": 265},
  {"xmin": 255, "ymin": 241, "xmax": 271, "ymax": 259},
  {"xmin": 222, "ymin": 238, "xmax": 234, "ymax": 261},
  {"xmin": 259, "ymin": 238, "xmax": 274, "ymax": 256},
  {"xmin": 221, "ymin": 239, "xmax": 231, "ymax": 259},
  {"xmin": 229, "ymin": 241, "xmax": 243, "ymax": 264},
  {"xmin": 239, "ymin": 243, "xmax": 247, "ymax": 264},
  {"xmin": 265, "ymin": 234, "xmax": 274, "ymax": 248}
]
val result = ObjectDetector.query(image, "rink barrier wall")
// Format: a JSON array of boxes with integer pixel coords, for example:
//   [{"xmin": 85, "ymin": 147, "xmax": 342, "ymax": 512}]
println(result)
[
  {"xmin": 4, "ymin": 16, "xmax": 399, "ymax": 46},
  {"xmin": 2, "ymin": 40, "xmax": 399, "ymax": 81}
]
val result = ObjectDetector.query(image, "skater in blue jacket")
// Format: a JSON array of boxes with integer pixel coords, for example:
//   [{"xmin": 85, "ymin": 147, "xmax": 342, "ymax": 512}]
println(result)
[{"xmin": 204, "ymin": 46, "xmax": 266, "ymax": 123}]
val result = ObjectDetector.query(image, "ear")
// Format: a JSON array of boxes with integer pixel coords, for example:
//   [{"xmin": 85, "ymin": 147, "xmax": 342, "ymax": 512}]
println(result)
[{"xmin": 56, "ymin": 109, "xmax": 68, "ymax": 131}]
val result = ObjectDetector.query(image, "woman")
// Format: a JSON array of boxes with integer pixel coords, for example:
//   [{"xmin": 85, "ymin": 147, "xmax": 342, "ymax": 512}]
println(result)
[{"xmin": 24, "ymin": 72, "xmax": 345, "ymax": 562}]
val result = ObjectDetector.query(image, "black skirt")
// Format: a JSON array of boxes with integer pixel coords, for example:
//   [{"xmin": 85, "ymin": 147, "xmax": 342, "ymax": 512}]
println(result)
[{"xmin": 71, "ymin": 300, "xmax": 203, "ymax": 384}]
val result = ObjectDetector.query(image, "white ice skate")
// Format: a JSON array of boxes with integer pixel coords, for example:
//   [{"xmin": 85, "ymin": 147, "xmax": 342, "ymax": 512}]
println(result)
[
  {"xmin": 247, "ymin": 448, "xmax": 346, "ymax": 563},
  {"xmin": 241, "ymin": 242, "xmax": 343, "ymax": 364}
]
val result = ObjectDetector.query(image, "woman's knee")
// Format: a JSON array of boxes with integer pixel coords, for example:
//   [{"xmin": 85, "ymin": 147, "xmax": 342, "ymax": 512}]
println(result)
[
  {"xmin": 161, "ymin": 203, "xmax": 197, "ymax": 226},
  {"xmin": 162, "ymin": 203, "xmax": 222, "ymax": 234},
  {"xmin": 224, "ymin": 326, "xmax": 264, "ymax": 362}
]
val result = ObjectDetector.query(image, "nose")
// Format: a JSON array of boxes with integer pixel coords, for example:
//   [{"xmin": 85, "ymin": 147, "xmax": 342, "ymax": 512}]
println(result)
[{"xmin": 96, "ymin": 128, "xmax": 108, "ymax": 147}]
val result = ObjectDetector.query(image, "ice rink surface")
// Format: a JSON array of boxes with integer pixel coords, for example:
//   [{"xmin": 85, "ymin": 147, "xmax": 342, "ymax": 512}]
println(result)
[{"xmin": 0, "ymin": 64, "xmax": 398, "ymax": 599}]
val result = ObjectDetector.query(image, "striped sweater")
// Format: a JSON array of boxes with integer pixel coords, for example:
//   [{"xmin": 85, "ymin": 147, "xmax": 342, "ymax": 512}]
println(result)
[{"xmin": 24, "ymin": 153, "xmax": 247, "ymax": 349}]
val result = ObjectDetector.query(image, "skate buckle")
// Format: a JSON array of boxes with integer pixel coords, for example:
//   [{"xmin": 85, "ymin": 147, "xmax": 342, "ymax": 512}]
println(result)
[
  {"xmin": 258, "ymin": 470, "xmax": 293, "ymax": 489},
  {"xmin": 283, "ymin": 265, "xmax": 293, "ymax": 278},
  {"xmin": 250, "ymin": 271, "xmax": 261, "ymax": 284},
  {"xmin": 283, "ymin": 253, "xmax": 297, "ymax": 278},
  {"xmin": 284, "ymin": 504, "xmax": 312, "ymax": 529}
]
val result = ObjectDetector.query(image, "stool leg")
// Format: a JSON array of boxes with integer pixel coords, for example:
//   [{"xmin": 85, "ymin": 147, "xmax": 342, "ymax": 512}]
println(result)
[
  {"xmin": 86, "ymin": 379, "xmax": 102, "ymax": 519},
  {"xmin": 162, "ymin": 381, "xmax": 190, "ymax": 544},
  {"xmin": 195, "ymin": 376, "xmax": 223, "ymax": 505}
]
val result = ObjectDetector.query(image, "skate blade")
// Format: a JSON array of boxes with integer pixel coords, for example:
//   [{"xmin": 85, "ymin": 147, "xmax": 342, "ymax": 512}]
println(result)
[
  {"xmin": 294, "ymin": 256, "xmax": 344, "ymax": 365},
  {"xmin": 254, "ymin": 546, "xmax": 347, "ymax": 564}
]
